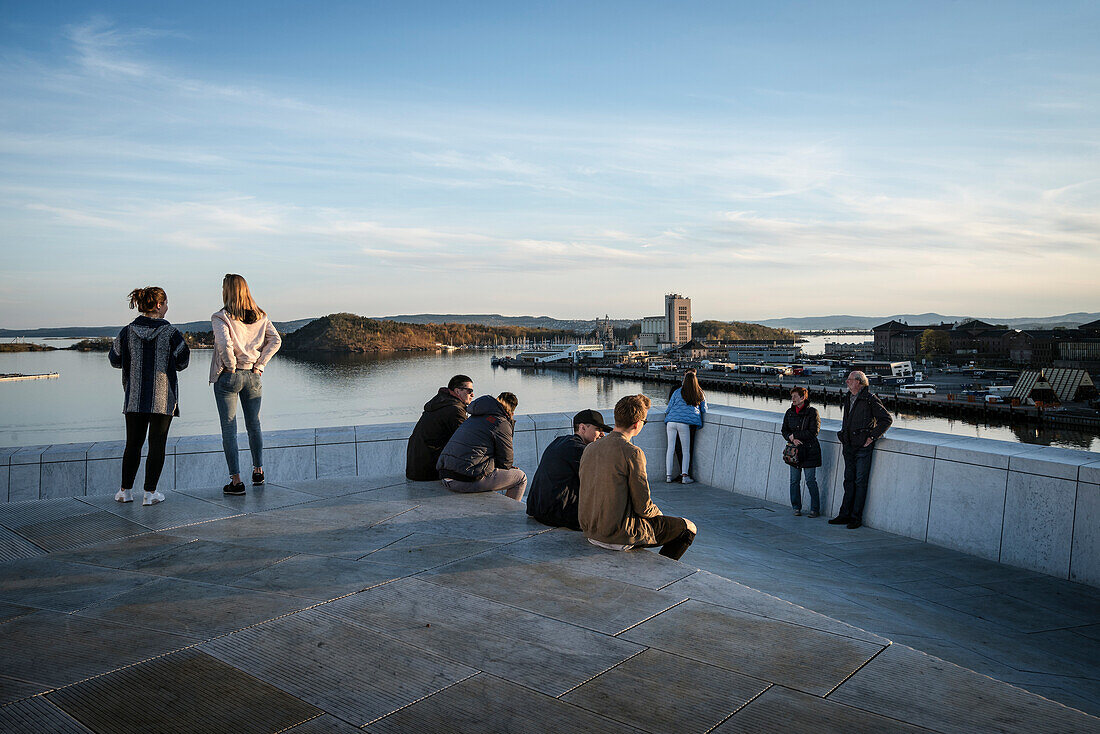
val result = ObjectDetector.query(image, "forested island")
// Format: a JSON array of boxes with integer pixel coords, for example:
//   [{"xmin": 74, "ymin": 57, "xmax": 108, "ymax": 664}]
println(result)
[{"xmin": 281, "ymin": 313, "xmax": 578, "ymax": 352}]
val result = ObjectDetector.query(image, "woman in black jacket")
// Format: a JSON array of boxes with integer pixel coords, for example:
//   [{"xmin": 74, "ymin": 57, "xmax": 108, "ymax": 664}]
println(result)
[
  {"xmin": 436, "ymin": 392, "xmax": 527, "ymax": 500},
  {"xmin": 781, "ymin": 387, "xmax": 821, "ymax": 517},
  {"xmin": 108, "ymin": 287, "xmax": 190, "ymax": 506}
]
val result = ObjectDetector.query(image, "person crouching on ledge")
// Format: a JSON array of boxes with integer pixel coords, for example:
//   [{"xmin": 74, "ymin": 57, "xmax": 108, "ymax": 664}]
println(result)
[
  {"xmin": 579, "ymin": 394, "xmax": 697, "ymax": 560},
  {"xmin": 436, "ymin": 392, "xmax": 527, "ymax": 501}
]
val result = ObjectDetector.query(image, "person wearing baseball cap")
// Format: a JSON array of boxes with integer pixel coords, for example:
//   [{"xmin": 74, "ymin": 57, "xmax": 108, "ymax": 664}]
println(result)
[{"xmin": 525, "ymin": 409, "xmax": 613, "ymax": 530}]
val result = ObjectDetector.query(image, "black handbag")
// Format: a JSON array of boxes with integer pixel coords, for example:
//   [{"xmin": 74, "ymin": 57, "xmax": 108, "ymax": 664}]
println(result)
[{"xmin": 782, "ymin": 441, "xmax": 802, "ymax": 467}]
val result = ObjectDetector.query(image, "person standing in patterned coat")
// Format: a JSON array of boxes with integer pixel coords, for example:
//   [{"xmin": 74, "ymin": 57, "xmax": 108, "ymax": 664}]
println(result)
[{"xmin": 108, "ymin": 287, "xmax": 190, "ymax": 506}]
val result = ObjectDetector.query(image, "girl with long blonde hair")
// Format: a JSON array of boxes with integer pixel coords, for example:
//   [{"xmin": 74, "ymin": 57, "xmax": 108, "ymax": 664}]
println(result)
[{"xmin": 210, "ymin": 274, "xmax": 282, "ymax": 495}]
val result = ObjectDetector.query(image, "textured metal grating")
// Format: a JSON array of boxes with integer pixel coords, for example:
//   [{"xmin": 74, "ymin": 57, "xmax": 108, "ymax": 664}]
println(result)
[
  {"xmin": 80, "ymin": 492, "xmax": 239, "ymax": 532},
  {"xmin": 0, "ymin": 696, "xmax": 95, "ymax": 733},
  {"xmin": 721, "ymin": 685, "xmax": 925, "ymax": 734},
  {"xmin": 48, "ymin": 648, "xmax": 322, "ymax": 734},
  {"xmin": 0, "ymin": 498, "xmax": 96, "ymax": 531},
  {"xmin": 0, "ymin": 528, "xmax": 44, "ymax": 561},
  {"xmin": 203, "ymin": 608, "xmax": 476, "ymax": 726},
  {"xmin": 0, "ymin": 674, "xmax": 48, "ymax": 706},
  {"xmin": 12, "ymin": 511, "xmax": 151, "ymax": 552}
]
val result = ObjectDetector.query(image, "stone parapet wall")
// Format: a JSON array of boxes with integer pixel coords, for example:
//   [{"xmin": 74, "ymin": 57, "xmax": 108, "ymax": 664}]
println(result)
[{"xmin": 1, "ymin": 405, "xmax": 1097, "ymax": 586}]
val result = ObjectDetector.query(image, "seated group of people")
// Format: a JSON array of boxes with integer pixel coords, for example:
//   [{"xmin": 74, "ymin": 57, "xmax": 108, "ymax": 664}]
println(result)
[{"xmin": 405, "ymin": 375, "xmax": 696, "ymax": 560}]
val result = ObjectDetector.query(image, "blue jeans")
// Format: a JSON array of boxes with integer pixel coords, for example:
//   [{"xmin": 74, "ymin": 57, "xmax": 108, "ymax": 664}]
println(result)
[
  {"xmin": 789, "ymin": 464, "xmax": 820, "ymax": 513},
  {"xmin": 840, "ymin": 445, "xmax": 874, "ymax": 520},
  {"xmin": 214, "ymin": 371, "xmax": 263, "ymax": 476}
]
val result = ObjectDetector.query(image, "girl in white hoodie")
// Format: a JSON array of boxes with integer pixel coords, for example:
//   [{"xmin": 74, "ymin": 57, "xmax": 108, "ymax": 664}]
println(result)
[{"xmin": 211, "ymin": 274, "xmax": 282, "ymax": 495}]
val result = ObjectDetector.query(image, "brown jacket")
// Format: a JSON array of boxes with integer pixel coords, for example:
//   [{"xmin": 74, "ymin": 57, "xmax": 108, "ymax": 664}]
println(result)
[{"xmin": 578, "ymin": 432, "xmax": 662, "ymax": 545}]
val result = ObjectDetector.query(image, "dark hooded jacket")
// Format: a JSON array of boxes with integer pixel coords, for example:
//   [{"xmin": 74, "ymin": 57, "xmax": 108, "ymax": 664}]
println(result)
[
  {"xmin": 436, "ymin": 395, "xmax": 515, "ymax": 481},
  {"xmin": 526, "ymin": 433, "xmax": 586, "ymax": 530},
  {"xmin": 781, "ymin": 403, "xmax": 822, "ymax": 468},
  {"xmin": 406, "ymin": 388, "xmax": 468, "ymax": 480},
  {"xmin": 108, "ymin": 316, "xmax": 190, "ymax": 416},
  {"xmin": 838, "ymin": 387, "xmax": 893, "ymax": 448}
]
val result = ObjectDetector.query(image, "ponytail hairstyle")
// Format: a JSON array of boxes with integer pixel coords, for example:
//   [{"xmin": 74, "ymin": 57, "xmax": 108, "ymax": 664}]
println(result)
[
  {"xmin": 127, "ymin": 287, "xmax": 167, "ymax": 314},
  {"xmin": 680, "ymin": 370, "xmax": 705, "ymax": 407},
  {"xmin": 496, "ymin": 392, "xmax": 519, "ymax": 418},
  {"xmin": 222, "ymin": 274, "xmax": 265, "ymax": 324}
]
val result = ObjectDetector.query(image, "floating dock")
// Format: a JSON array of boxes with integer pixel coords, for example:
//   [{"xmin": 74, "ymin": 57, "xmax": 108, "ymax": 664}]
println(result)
[{"xmin": 0, "ymin": 372, "xmax": 59, "ymax": 382}]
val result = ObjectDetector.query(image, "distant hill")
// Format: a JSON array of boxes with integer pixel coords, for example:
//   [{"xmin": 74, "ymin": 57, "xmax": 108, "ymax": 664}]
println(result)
[
  {"xmin": 693, "ymin": 320, "xmax": 796, "ymax": 341},
  {"xmin": 378, "ymin": 313, "xmax": 637, "ymax": 330},
  {"xmin": 754, "ymin": 312, "xmax": 1100, "ymax": 331},
  {"xmin": 282, "ymin": 313, "xmax": 578, "ymax": 352},
  {"xmin": 0, "ymin": 317, "xmax": 315, "ymax": 339}
]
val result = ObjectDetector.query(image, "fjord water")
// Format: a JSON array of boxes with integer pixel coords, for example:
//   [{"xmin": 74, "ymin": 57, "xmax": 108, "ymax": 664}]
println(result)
[{"xmin": 2, "ymin": 347, "xmax": 1097, "ymax": 451}]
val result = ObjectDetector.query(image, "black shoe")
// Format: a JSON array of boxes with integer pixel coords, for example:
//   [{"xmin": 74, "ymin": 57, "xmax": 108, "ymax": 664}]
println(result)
[
  {"xmin": 807, "ymin": 511, "xmax": 819, "ymax": 518},
  {"xmin": 828, "ymin": 516, "xmax": 850, "ymax": 525},
  {"xmin": 793, "ymin": 509, "xmax": 802, "ymax": 517},
  {"xmin": 251, "ymin": 469, "xmax": 265, "ymax": 486},
  {"xmin": 223, "ymin": 482, "xmax": 246, "ymax": 496},
  {"xmin": 847, "ymin": 519, "xmax": 863, "ymax": 529}
]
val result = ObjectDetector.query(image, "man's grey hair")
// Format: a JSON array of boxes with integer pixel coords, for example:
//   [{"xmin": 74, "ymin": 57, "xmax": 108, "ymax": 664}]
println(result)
[{"xmin": 847, "ymin": 370, "xmax": 869, "ymax": 387}]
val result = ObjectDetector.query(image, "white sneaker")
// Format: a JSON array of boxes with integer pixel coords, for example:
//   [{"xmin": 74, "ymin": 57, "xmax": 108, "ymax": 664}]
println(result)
[
  {"xmin": 665, "ymin": 475, "xmax": 673, "ymax": 483},
  {"xmin": 142, "ymin": 490, "xmax": 165, "ymax": 506},
  {"xmin": 681, "ymin": 476, "xmax": 695, "ymax": 484},
  {"xmin": 114, "ymin": 489, "xmax": 132, "ymax": 503}
]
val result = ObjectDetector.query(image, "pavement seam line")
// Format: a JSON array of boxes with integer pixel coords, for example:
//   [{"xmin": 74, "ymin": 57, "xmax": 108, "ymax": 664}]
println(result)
[
  {"xmin": 702, "ymin": 683, "xmax": 772, "ymax": 734},
  {"xmin": 822, "ymin": 642, "xmax": 890, "ymax": 698}
]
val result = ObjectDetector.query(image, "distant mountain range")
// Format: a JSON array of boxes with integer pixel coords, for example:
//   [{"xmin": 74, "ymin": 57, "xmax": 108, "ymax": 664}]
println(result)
[
  {"xmin": 0, "ymin": 318, "xmax": 315, "ymax": 339},
  {"xmin": 753, "ymin": 312, "xmax": 1100, "ymax": 331},
  {"xmin": 3, "ymin": 311, "xmax": 1097, "ymax": 338}
]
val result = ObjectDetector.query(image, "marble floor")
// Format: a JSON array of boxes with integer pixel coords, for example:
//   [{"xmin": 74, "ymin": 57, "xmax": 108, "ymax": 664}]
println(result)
[{"xmin": 0, "ymin": 474, "xmax": 1096, "ymax": 733}]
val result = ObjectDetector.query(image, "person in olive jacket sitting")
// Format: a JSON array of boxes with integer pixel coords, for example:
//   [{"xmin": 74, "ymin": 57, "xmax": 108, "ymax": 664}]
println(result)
[
  {"xmin": 782, "ymin": 387, "xmax": 822, "ymax": 517},
  {"xmin": 436, "ymin": 392, "xmax": 527, "ymax": 500},
  {"xmin": 526, "ymin": 409, "xmax": 613, "ymax": 530},
  {"xmin": 406, "ymin": 374, "xmax": 474, "ymax": 481}
]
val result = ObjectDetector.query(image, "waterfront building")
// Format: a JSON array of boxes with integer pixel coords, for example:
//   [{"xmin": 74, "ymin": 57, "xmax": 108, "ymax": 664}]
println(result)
[
  {"xmin": 725, "ymin": 341, "xmax": 802, "ymax": 364},
  {"xmin": 515, "ymin": 344, "xmax": 605, "ymax": 364},
  {"xmin": 824, "ymin": 341, "xmax": 875, "ymax": 359},
  {"xmin": 665, "ymin": 293, "xmax": 691, "ymax": 345},
  {"xmin": 594, "ymin": 314, "xmax": 614, "ymax": 345},
  {"xmin": 850, "ymin": 360, "xmax": 914, "ymax": 378},
  {"xmin": 638, "ymin": 315, "xmax": 666, "ymax": 350}
]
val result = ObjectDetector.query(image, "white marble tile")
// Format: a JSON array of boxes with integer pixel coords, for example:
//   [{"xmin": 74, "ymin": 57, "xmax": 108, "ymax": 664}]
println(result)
[
  {"xmin": 174, "ymin": 435, "xmax": 224, "ymax": 454},
  {"xmin": 40, "ymin": 461, "xmax": 87, "ymax": 499},
  {"xmin": 355, "ymin": 439, "xmax": 406, "ymax": 481},
  {"xmin": 262, "ymin": 429, "xmax": 318, "ymax": 448},
  {"xmin": 828, "ymin": 448, "xmax": 846, "ymax": 518},
  {"xmin": 861, "ymin": 450, "xmax": 934, "ymax": 541},
  {"xmin": 1001, "ymin": 472, "xmax": 1076, "ymax": 577},
  {"xmin": 86, "ymin": 458, "xmax": 123, "ymax": 496},
  {"xmin": 8, "ymin": 463, "xmax": 39, "ymax": 502},
  {"xmin": 10, "ymin": 445, "xmax": 47, "ymax": 465},
  {"xmin": 315, "ymin": 425, "xmax": 355, "ymax": 445},
  {"xmin": 0, "ymin": 463, "xmax": 7, "ymax": 503},
  {"xmin": 354, "ymin": 422, "xmax": 416, "ymax": 442},
  {"xmin": 512, "ymin": 414, "xmax": 537, "ymax": 433},
  {"xmin": 876, "ymin": 429, "xmax": 939, "ymax": 459},
  {"xmin": 935, "ymin": 437, "xmax": 1032, "ymax": 469},
  {"xmin": 1080, "ymin": 461, "xmax": 1100, "ymax": 485},
  {"xmin": 512, "ymin": 429, "xmax": 540, "ymax": 478},
  {"xmin": 707, "ymin": 409, "xmax": 743, "ymax": 427},
  {"xmin": 733, "ymin": 428, "xmax": 773, "ymax": 499},
  {"xmin": 927, "ymin": 460, "xmax": 1008, "ymax": 562},
  {"xmin": 535, "ymin": 428, "xmax": 571, "ymax": 458},
  {"xmin": 531, "ymin": 412, "xmax": 571, "ymax": 430},
  {"xmin": 317, "ymin": 442, "xmax": 357, "ymax": 478},
  {"xmin": 742, "ymin": 417, "xmax": 780, "ymax": 433},
  {"xmin": 175, "ymin": 451, "xmax": 231, "ymax": 490},
  {"xmin": 1008, "ymin": 447, "xmax": 1097, "ymax": 481},
  {"xmin": 88, "ymin": 440, "xmax": 127, "ymax": 460},
  {"xmin": 260, "ymin": 445, "xmax": 317, "ymax": 483},
  {"xmin": 0, "ymin": 446, "xmax": 16, "ymax": 464},
  {"xmin": 1071, "ymin": 482, "xmax": 1100, "ymax": 586},
  {"xmin": 689, "ymin": 423, "xmax": 720, "ymax": 486},
  {"xmin": 42, "ymin": 442, "xmax": 93, "ymax": 463},
  {"xmin": 709, "ymin": 424, "xmax": 742, "ymax": 492}
]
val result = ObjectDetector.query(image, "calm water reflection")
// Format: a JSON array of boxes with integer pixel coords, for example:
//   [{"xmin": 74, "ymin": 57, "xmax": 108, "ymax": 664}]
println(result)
[{"xmin": 1, "ymin": 348, "xmax": 1097, "ymax": 452}]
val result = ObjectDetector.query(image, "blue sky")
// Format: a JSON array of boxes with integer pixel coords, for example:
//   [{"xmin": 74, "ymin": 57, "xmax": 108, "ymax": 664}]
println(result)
[{"xmin": 2, "ymin": 1, "xmax": 1098, "ymax": 326}]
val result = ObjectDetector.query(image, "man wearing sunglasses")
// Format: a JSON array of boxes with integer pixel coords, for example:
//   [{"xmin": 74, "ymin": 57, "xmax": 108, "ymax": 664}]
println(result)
[{"xmin": 406, "ymin": 374, "xmax": 474, "ymax": 481}]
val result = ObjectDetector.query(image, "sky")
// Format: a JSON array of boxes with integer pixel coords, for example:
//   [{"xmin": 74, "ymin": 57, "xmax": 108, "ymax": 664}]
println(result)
[{"xmin": 2, "ymin": 0, "xmax": 1098, "ymax": 327}]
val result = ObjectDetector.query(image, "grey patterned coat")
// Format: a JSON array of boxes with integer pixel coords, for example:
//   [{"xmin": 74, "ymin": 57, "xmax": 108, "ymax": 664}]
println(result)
[{"xmin": 108, "ymin": 316, "xmax": 191, "ymax": 416}]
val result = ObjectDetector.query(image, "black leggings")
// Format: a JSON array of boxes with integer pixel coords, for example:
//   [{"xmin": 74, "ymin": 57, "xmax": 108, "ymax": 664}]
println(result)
[{"xmin": 121, "ymin": 413, "xmax": 173, "ymax": 492}]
